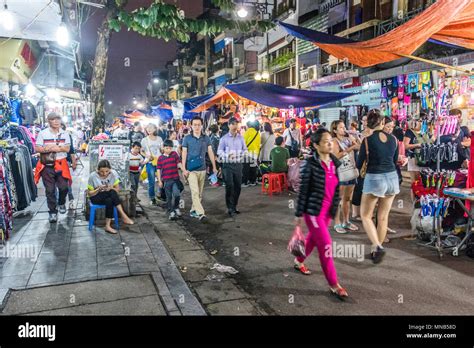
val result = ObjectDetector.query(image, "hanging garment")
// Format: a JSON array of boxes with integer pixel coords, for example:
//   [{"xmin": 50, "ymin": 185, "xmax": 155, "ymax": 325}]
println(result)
[
  {"xmin": 9, "ymin": 99, "xmax": 22, "ymax": 125},
  {"xmin": 20, "ymin": 100, "xmax": 38, "ymax": 125},
  {"xmin": 407, "ymin": 74, "xmax": 420, "ymax": 93}
]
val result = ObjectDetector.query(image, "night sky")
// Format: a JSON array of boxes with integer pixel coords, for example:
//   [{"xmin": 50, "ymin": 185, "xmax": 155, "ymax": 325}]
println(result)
[{"xmin": 81, "ymin": 0, "xmax": 203, "ymax": 116}]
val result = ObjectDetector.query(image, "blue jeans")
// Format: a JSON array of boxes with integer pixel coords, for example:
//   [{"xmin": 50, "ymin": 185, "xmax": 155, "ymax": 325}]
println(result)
[
  {"xmin": 146, "ymin": 162, "xmax": 157, "ymax": 199},
  {"xmin": 164, "ymin": 179, "xmax": 181, "ymax": 213}
]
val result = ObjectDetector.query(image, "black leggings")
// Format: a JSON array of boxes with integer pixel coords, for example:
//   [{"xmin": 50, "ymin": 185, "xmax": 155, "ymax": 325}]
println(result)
[{"xmin": 90, "ymin": 191, "xmax": 121, "ymax": 218}]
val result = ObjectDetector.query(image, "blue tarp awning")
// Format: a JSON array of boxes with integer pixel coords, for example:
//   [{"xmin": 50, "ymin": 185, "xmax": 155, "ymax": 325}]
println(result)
[
  {"xmin": 151, "ymin": 102, "xmax": 173, "ymax": 122},
  {"xmin": 224, "ymin": 81, "xmax": 355, "ymax": 109},
  {"xmin": 181, "ymin": 94, "xmax": 213, "ymax": 120}
]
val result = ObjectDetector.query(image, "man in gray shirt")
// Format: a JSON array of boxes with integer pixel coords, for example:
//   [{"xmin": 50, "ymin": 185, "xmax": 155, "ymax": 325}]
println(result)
[
  {"xmin": 217, "ymin": 117, "xmax": 247, "ymax": 217},
  {"xmin": 181, "ymin": 116, "xmax": 217, "ymax": 222}
]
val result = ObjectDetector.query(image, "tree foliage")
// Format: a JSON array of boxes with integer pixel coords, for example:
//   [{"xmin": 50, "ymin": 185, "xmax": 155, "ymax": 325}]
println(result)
[{"xmin": 109, "ymin": 0, "xmax": 274, "ymax": 42}]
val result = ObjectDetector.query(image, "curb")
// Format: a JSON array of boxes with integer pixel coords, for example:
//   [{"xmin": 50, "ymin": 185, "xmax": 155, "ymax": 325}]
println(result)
[{"xmin": 0, "ymin": 288, "xmax": 10, "ymax": 311}]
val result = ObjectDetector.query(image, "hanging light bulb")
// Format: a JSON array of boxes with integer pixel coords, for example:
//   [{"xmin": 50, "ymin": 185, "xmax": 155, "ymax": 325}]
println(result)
[
  {"xmin": 0, "ymin": 2, "xmax": 15, "ymax": 31},
  {"xmin": 237, "ymin": 7, "xmax": 248, "ymax": 18},
  {"xmin": 56, "ymin": 23, "xmax": 70, "ymax": 47},
  {"xmin": 261, "ymin": 71, "xmax": 270, "ymax": 80},
  {"xmin": 255, "ymin": 73, "xmax": 262, "ymax": 81}
]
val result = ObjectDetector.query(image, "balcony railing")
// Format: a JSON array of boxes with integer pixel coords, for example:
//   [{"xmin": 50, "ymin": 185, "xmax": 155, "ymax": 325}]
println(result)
[
  {"xmin": 211, "ymin": 58, "xmax": 234, "ymax": 75},
  {"xmin": 272, "ymin": 0, "xmax": 296, "ymax": 19},
  {"xmin": 269, "ymin": 52, "xmax": 295, "ymax": 72},
  {"xmin": 377, "ymin": 0, "xmax": 437, "ymax": 36}
]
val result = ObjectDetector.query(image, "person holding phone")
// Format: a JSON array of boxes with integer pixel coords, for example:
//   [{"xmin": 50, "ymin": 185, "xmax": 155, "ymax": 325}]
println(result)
[{"xmin": 87, "ymin": 160, "xmax": 134, "ymax": 234}]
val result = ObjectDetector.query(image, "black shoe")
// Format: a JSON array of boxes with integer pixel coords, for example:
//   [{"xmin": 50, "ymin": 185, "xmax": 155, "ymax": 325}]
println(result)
[
  {"xmin": 199, "ymin": 215, "xmax": 208, "ymax": 223},
  {"xmin": 151, "ymin": 198, "xmax": 158, "ymax": 206},
  {"xmin": 59, "ymin": 205, "xmax": 66, "ymax": 214},
  {"xmin": 228, "ymin": 210, "xmax": 235, "ymax": 217},
  {"xmin": 371, "ymin": 246, "xmax": 386, "ymax": 264},
  {"xmin": 48, "ymin": 213, "xmax": 58, "ymax": 223},
  {"xmin": 234, "ymin": 210, "xmax": 241, "ymax": 214}
]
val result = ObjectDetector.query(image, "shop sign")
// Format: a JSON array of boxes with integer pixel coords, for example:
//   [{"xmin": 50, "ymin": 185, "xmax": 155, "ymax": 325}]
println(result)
[
  {"xmin": 311, "ymin": 69, "xmax": 358, "ymax": 87},
  {"xmin": 98, "ymin": 145, "xmax": 125, "ymax": 161},
  {"xmin": 340, "ymin": 81, "xmax": 381, "ymax": 107}
]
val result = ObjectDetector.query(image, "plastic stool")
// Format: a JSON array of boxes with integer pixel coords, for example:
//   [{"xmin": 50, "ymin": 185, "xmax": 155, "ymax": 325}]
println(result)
[
  {"xmin": 276, "ymin": 172, "xmax": 288, "ymax": 191},
  {"xmin": 89, "ymin": 203, "xmax": 119, "ymax": 231},
  {"xmin": 261, "ymin": 173, "xmax": 282, "ymax": 196}
]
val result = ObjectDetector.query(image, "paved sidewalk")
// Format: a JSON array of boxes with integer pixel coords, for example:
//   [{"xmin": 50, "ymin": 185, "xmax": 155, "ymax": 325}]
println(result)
[{"xmin": 0, "ymin": 159, "xmax": 205, "ymax": 316}]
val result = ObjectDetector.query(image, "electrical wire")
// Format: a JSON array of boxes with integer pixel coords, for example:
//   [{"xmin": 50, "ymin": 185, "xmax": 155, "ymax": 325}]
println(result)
[{"xmin": 0, "ymin": 0, "xmax": 55, "ymax": 47}]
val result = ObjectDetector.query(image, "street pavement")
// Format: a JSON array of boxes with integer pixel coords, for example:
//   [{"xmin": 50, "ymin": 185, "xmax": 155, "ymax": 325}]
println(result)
[
  {"xmin": 154, "ymin": 175, "xmax": 474, "ymax": 315},
  {"xmin": 2, "ymin": 158, "xmax": 473, "ymax": 316},
  {"xmin": 0, "ymin": 159, "xmax": 204, "ymax": 316}
]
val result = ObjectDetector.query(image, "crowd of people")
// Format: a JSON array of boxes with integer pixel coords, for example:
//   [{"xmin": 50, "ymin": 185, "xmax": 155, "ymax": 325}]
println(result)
[{"xmin": 33, "ymin": 106, "xmax": 471, "ymax": 300}]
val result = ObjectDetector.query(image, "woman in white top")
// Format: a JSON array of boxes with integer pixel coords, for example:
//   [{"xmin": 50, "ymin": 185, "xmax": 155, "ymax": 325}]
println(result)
[
  {"xmin": 259, "ymin": 122, "xmax": 276, "ymax": 165},
  {"xmin": 168, "ymin": 130, "xmax": 181, "ymax": 155},
  {"xmin": 141, "ymin": 123, "xmax": 164, "ymax": 205}
]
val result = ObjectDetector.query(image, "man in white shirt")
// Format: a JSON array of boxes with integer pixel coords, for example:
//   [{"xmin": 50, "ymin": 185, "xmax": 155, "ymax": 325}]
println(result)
[
  {"xmin": 35, "ymin": 113, "xmax": 71, "ymax": 223},
  {"xmin": 283, "ymin": 118, "xmax": 302, "ymax": 158},
  {"xmin": 112, "ymin": 120, "xmax": 129, "ymax": 139}
]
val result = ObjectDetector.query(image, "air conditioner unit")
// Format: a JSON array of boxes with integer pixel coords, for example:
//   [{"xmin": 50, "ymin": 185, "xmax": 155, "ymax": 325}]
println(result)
[
  {"xmin": 307, "ymin": 65, "xmax": 317, "ymax": 80},
  {"xmin": 300, "ymin": 70, "xmax": 309, "ymax": 82},
  {"xmin": 233, "ymin": 58, "xmax": 239, "ymax": 67}
]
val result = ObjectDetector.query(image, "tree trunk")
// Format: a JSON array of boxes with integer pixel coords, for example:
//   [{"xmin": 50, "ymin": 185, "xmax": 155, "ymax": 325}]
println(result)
[{"xmin": 91, "ymin": 0, "xmax": 127, "ymax": 135}]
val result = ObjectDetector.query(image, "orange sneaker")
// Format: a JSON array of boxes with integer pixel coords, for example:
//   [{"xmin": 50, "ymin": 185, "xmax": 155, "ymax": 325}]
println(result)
[{"xmin": 294, "ymin": 261, "xmax": 311, "ymax": 275}]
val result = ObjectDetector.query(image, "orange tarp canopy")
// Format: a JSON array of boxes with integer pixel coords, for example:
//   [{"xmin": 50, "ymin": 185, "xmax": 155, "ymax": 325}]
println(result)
[
  {"xmin": 191, "ymin": 87, "xmax": 240, "ymax": 113},
  {"xmin": 281, "ymin": 0, "xmax": 474, "ymax": 68}
]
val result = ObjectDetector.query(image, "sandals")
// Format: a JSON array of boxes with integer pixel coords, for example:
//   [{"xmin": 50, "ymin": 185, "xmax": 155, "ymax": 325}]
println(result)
[
  {"xmin": 334, "ymin": 224, "xmax": 348, "ymax": 234},
  {"xmin": 294, "ymin": 261, "xmax": 311, "ymax": 275},
  {"xmin": 352, "ymin": 216, "xmax": 362, "ymax": 222},
  {"xmin": 343, "ymin": 222, "xmax": 359, "ymax": 231},
  {"xmin": 330, "ymin": 285, "xmax": 349, "ymax": 300},
  {"xmin": 387, "ymin": 227, "xmax": 397, "ymax": 234}
]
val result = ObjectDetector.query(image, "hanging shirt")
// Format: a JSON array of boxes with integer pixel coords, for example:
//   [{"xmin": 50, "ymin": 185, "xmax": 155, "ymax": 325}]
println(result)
[
  {"xmin": 36, "ymin": 127, "xmax": 71, "ymax": 160},
  {"xmin": 407, "ymin": 74, "xmax": 419, "ymax": 93}
]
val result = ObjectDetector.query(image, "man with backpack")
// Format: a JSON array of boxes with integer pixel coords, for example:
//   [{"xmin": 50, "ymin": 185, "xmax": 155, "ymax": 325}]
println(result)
[{"xmin": 283, "ymin": 118, "xmax": 302, "ymax": 158}]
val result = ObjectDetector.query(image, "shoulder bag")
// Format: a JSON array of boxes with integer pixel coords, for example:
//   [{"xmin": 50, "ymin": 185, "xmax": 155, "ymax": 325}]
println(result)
[
  {"xmin": 40, "ymin": 134, "xmax": 59, "ymax": 167},
  {"xmin": 360, "ymin": 137, "xmax": 369, "ymax": 178},
  {"xmin": 336, "ymin": 138, "xmax": 359, "ymax": 182}
]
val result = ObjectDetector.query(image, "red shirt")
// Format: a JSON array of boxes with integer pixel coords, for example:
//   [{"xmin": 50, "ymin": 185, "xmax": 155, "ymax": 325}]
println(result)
[{"xmin": 157, "ymin": 151, "xmax": 180, "ymax": 181}]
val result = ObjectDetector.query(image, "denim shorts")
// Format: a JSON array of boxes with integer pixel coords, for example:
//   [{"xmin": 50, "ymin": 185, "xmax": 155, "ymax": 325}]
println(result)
[
  {"xmin": 363, "ymin": 171, "xmax": 400, "ymax": 197},
  {"xmin": 339, "ymin": 179, "xmax": 356, "ymax": 186}
]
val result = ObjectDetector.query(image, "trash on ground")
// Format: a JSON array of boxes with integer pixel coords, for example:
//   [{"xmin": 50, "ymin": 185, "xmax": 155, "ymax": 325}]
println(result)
[
  {"xmin": 210, "ymin": 263, "xmax": 238, "ymax": 274},
  {"xmin": 210, "ymin": 250, "xmax": 218, "ymax": 255},
  {"xmin": 205, "ymin": 274, "xmax": 225, "ymax": 282}
]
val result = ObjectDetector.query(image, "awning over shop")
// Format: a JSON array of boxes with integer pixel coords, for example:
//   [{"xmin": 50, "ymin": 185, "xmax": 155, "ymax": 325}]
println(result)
[
  {"xmin": 181, "ymin": 94, "xmax": 213, "ymax": 120},
  {"xmin": 191, "ymin": 81, "xmax": 354, "ymax": 112},
  {"xmin": 150, "ymin": 102, "xmax": 173, "ymax": 122},
  {"xmin": 279, "ymin": 0, "xmax": 474, "ymax": 68}
]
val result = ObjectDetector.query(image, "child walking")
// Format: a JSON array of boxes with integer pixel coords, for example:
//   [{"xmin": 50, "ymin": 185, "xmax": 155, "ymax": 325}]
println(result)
[
  {"xmin": 294, "ymin": 128, "xmax": 349, "ymax": 300},
  {"xmin": 129, "ymin": 141, "xmax": 145, "ymax": 201},
  {"xmin": 157, "ymin": 140, "xmax": 183, "ymax": 221}
]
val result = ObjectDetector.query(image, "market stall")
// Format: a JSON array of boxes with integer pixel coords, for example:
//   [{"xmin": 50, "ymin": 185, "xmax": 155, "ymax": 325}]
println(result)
[{"xmin": 190, "ymin": 80, "xmax": 354, "ymax": 135}]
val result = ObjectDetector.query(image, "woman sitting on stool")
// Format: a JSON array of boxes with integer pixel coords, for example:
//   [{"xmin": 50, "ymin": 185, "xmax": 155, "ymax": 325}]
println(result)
[{"xmin": 88, "ymin": 160, "xmax": 134, "ymax": 234}]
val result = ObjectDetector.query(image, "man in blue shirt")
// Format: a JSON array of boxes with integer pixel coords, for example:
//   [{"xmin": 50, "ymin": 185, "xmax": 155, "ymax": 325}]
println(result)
[
  {"xmin": 217, "ymin": 117, "xmax": 247, "ymax": 217},
  {"xmin": 182, "ymin": 116, "xmax": 217, "ymax": 222}
]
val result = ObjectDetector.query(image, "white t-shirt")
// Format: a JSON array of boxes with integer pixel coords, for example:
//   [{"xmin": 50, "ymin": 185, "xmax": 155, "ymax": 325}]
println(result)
[
  {"xmin": 141, "ymin": 136, "xmax": 164, "ymax": 159},
  {"xmin": 172, "ymin": 139, "xmax": 180, "ymax": 153},
  {"xmin": 113, "ymin": 127, "xmax": 129, "ymax": 139},
  {"xmin": 36, "ymin": 127, "xmax": 71, "ymax": 160},
  {"xmin": 283, "ymin": 128, "xmax": 301, "ymax": 147}
]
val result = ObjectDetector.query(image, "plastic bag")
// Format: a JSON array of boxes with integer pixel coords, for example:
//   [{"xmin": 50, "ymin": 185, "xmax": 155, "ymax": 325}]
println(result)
[{"xmin": 287, "ymin": 225, "xmax": 306, "ymax": 258}]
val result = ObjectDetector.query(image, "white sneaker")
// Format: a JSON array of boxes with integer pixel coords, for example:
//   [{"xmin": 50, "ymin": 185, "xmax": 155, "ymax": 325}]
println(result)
[
  {"xmin": 174, "ymin": 209, "xmax": 182, "ymax": 217},
  {"xmin": 169, "ymin": 211, "xmax": 177, "ymax": 220}
]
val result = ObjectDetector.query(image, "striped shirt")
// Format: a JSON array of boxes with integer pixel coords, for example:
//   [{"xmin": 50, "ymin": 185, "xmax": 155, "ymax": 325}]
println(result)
[
  {"xmin": 157, "ymin": 151, "xmax": 180, "ymax": 181},
  {"xmin": 129, "ymin": 152, "xmax": 144, "ymax": 173}
]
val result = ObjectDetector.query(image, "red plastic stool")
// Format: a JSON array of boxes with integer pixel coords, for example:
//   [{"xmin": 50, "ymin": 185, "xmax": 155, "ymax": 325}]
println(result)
[
  {"xmin": 262, "ymin": 173, "xmax": 282, "ymax": 196},
  {"xmin": 276, "ymin": 172, "xmax": 288, "ymax": 191}
]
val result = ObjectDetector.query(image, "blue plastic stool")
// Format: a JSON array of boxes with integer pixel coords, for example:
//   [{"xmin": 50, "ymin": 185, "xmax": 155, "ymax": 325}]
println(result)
[{"xmin": 88, "ymin": 203, "xmax": 119, "ymax": 231}]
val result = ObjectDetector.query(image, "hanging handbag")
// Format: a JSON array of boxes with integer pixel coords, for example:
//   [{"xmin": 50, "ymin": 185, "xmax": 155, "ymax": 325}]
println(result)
[
  {"xmin": 360, "ymin": 137, "xmax": 369, "ymax": 179},
  {"xmin": 337, "ymin": 139, "xmax": 359, "ymax": 182}
]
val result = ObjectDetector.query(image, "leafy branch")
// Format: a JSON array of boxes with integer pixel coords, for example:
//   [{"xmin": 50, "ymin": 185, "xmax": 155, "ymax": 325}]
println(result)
[{"xmin": 109, "ymin": 0, "xmax": 274, "ymax": 43}]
